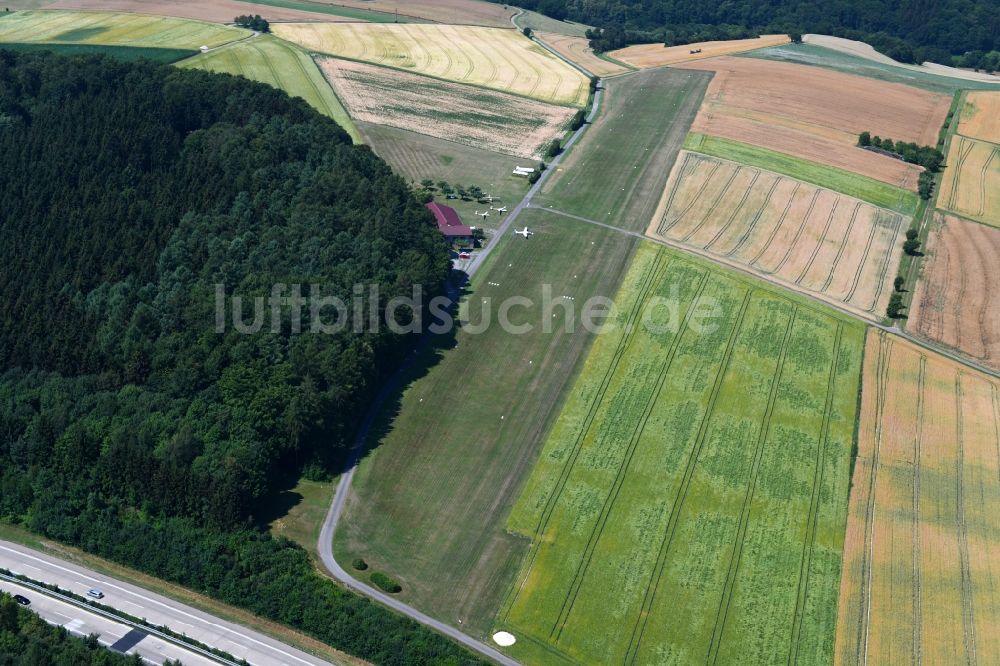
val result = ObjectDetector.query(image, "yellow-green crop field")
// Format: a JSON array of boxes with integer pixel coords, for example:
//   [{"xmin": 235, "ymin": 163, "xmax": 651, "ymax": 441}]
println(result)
[
  {"xmin": 178, "ymin": 36, "xmax": 360, "ymax": 143},
  {"xmin": 498, "ymin": 242, "xmax": 864, "ymax": 665},
  {"xmin": 271, "ymin": 22, "xmax": 590, "ymax": 107},
  {"xmin": 0, "ymin": 10, "xmax": 245, "ymax": 50}
]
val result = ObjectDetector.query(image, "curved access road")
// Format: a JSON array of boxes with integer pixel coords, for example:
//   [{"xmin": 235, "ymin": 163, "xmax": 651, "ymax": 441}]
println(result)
[
  {"xmin": 317, "ymin": 74, "xmax": 607, "ymax": 666},
  {"xmin": 0, "ymin": 540, "xmax": 337, "ymax": 666}
]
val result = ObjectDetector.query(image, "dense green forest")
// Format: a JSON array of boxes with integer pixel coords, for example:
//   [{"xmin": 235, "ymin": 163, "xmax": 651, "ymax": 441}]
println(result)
[
  {"xmin": 0, "ymin": 51, "xmax": 476, "ymax": 665},
  {"xmin": 506, "ymin": 0, "xmax": 1000, "ymax": 66},
  {"xmin": 0, "ymin": 592, "xmax": 158, "ymax": 665}
]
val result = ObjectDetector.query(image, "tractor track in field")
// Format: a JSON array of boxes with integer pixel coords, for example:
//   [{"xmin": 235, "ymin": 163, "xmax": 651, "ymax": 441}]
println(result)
[
  {"xmin": 623, "ymin": 289, "xmax": 754, "ymax": 666},
  {"xmin": 500, "ymin": 252, "xmax": 672, "ymax": 622},
  {"xmin": 912, "ymin": 355, "xmax": 926, "ymax": 666},
  {"xmin": 706, "ymin": 174, "xmax": 777, "ymax": 252},
  {"xmin": 954, "ymin": 374, "xmax": 979, "ymax": 666},
  {"xmin": 550, "ymin": 267, "xmax": 712, "ymax": 641},
  {"xmin": 857, "ymin": 333, "xmax": 893, "ymax": 666},
  {"xmin": 788, "ymin": 323, "xmax": 844, "ymax": 665},
  {"xmin": 706, "ymin": 306, "xmax": 798, "ymax": 665}
]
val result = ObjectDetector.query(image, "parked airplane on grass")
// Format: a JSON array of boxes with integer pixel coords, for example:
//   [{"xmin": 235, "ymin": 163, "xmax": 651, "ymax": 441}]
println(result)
[{"xmin": 514, "ymin": 227, "xmax": 533, "ymax": 238}]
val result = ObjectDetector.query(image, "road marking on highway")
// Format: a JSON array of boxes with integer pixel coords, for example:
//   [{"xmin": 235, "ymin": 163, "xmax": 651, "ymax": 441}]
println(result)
[{"xmin": 0, "ymin": 544, "xmax": 321, "ymax": 666}]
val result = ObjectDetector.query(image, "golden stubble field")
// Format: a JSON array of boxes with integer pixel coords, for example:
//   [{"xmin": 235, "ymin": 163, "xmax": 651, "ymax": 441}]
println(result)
[
  {"xmin": 836, "ymin": 330, "xmax": 1000, "ymax": 665},
  {"xmin": 957, "ymin": 91, "xmax": 1000, "ymax": 143},
  {"xmin": 271, "ymin": 23, "xmax": 590, "ymax": 106},
  {"xmin": 536, "ymin": 32, "xmax": 630, "ymax": 76},
  {"xmin": 610, "ymin": 34, "xmax": 789, "ymax": 68},
  {"xmin": 937, "ymin": 136, "xmax": 1000, "ymax": 227},
  {"xmin": 909, "ymin": 213, "xmax": 1000, "ymax": 371},
  {"xmin": 319, "ymin": 58, "xmax": 574, "ymax": 159},
  {"xmin": 674, "ymin": 57, "xmax": 952, "ymax": 188},
  {"xmin": 647, "ymin": 151, "xmax": 907, "ymax": 320}
]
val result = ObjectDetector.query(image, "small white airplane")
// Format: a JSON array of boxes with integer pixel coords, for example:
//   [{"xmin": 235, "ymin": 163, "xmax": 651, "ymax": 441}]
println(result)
[
  {"xmin": 475, "ymin": 210, "xmax": 490, "ymax": 218},
  {"xmin": 514, "ymin": 227, "xmax": 534, "ymax": 238},
  {"xmin": 491, "ymin": 206, "xmax": 508, "ymax": 213}
]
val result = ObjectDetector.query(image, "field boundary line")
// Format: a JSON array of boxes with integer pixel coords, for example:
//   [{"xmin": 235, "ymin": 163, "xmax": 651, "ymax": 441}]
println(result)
[
  {"xmin": 818, "ymin": 201, "xmax": 862, "ymax": 293},
  {"xmin": 707, "ymin": 173, "xmax": 778, "ymax": 252},
  {"xmin": 498, "ymin": 252, "xmax": 672, "ymax": 622},
  {"xmin": 623, "ymin": 288, "xmax": 754, "ymax": 666},
  {"xmin": 954, "ymin": 373, "xmax": 978, "ymax": 666},
  {"xmin": 550, "ymin": 265, "xmax": 715, "ymax": 640},
  {"xmin": 706, "ymin": 306, "xmax": 799, "ymax": 664},
  {"xmin": 788, "ymin": 322, "xmax": 844, "ymax": 664},
  {"xmin": 912, "ymin": 355, "xmax": 926, "ymax": 665}
]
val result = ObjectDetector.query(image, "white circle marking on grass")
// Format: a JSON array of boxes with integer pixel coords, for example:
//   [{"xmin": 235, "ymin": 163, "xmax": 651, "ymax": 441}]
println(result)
[{"xmin": 493, "ymin": 631, "xmax": 517, "ymax": 646}]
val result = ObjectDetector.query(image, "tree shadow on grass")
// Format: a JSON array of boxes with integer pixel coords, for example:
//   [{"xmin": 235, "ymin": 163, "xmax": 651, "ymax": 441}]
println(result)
[{"xmin": 332, "ymin": 268, "xmax": 470, "ymax": 475}]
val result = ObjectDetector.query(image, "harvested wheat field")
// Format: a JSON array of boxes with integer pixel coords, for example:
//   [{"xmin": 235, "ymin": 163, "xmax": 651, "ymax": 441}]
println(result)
[
  {"xmin": 958, "ymin": 91, "xmax": 1000, "ymax": 143},
  {"xmin": 674, "ymin": 57, "xmax": 952, "ymax": 188},
  {"xmin": 938, "ymin": 135, "xmax": 1000, "ymax": 227},
  {"xmin": 272, "ymin": 23, "xmax": 589, "ymax": 106},
  {"xmin": 609, "ymin": 34, "xmax": 789, "ymax": 68},
  {"xmin": 319, "ymin": 58, "xmax": 574, "ymax": 158},
  {"xmin": 909, "ymin": 214, "xmax": 1000, "ymax": 371},
  {"xmin": 835, "ymin": 329, "xmax": 1000, "ymax": 666},
  {"xmin": 647, "ymin": 151, "xmax": 907, "ymax": 320},
  {"xmin": 46, "ymin": 0, "xmax": 339, "ymax": 23},
  {"xmin": 536, "ymin": 32, "xmax": 630, "ymax": 76},
  {"xmin": 0, "ymin": 10, "xmax": 244, "ymax": 48}
]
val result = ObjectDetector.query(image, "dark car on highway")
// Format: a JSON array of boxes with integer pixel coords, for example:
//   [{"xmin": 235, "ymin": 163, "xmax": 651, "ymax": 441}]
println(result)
[{"xmin": 13, "ymin": 595, "xmax": 29, "ymax": 606}]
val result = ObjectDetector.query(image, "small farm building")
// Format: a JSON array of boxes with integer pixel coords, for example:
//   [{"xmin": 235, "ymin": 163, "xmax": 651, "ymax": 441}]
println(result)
[{"xmin": 426, "ymin": 202, "xmax": 474, "ymax": 246}]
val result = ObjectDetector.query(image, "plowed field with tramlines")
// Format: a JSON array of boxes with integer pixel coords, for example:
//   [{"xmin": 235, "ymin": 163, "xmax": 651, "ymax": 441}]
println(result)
[
  {"xmin": 938, "ymin": 135, "xmax": 1000, "ymax": 227},
  {"xmin": 498, "ymin": 242, "xmax": 863, "ymax": 666},
  {"xmin": 647, "ymin": 151, "xmax": 906, "ymax": 320},
  {"xmin": 836, "ymin": 330, "xmax": 1000, "ymax": 665}
]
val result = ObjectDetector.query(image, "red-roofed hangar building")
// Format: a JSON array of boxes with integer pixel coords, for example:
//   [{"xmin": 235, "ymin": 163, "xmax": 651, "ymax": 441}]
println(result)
[{"xmin": 426, "ymin": 202, "xmax": 474, "ymax": 247}]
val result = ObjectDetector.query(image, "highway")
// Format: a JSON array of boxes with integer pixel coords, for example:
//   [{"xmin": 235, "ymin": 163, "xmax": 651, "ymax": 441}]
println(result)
[
  {"xmin": 0, "ymin": 541, "xmax": 336, "ymax": 666},
  {"xmin": 0, "ymin": 577, "xmax": 217, "ymax": 666}
]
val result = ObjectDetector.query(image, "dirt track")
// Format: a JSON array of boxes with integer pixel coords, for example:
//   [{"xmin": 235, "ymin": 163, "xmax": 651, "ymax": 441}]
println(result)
[{"xmin": 675, "ymin": 57, "xmax": 952, "ymax": 188}]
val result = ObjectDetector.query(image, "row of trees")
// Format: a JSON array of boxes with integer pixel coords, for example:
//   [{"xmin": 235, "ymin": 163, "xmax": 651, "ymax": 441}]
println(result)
[
  {"xmin": 858, "ymin": 132, "xmax": 944, "ymax": 171},
  {"xmin": 234, "ymin": 14, "xmax": 269, "ymax": 32},
  {"xmin": 0, "ymin": 51, "xmax": 473, "ymax": 665},
  {"xmin": 500, "ymin": 0, "xmax": 1000, "ymax": 64}
]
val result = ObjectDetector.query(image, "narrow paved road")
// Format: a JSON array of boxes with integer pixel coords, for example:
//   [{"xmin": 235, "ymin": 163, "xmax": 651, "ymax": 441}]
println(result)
[
  {"xmin": 317, "ymin": 75, "xmax": 608, "ymax": 666},
  {"xmin": 0, "ymin": 541, "xmax": 337, "ymax": 666}
]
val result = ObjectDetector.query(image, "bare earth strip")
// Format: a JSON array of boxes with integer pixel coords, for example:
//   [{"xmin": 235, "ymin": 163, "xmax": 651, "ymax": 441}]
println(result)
[
  {"xmin": 835, "ymin": 330, "xmax": 1000, "ymax": 666},
  {"xmin": 272, "ymin": 22, "xmax": 589, "ymax": 106},
  {"xmin": 46, "ymin": 0, "xmax": 343, "ymax": 23},
  {"xmin": 958, "ymin": 92, "xmax": 1000, "ymax": 144},
  {"xmin": 674, "ymin": 57, "xmax": 952, "ymax": 189},
  {"xmin": 319, "ymin": 58, "xmax": 574, "ymax": 159},
  {"xmin": 536, "ymin": 32, "xmax": 630, "ymax": 76},
  {"xmin": 609, "ymin": 34, "xmax": 789, "ymax": 69},
  {"xmin": 909, "ymin": 213, "xmax": 1000, "ymax": 372},
  {"xmin": 937, "ymin": 135, "xmax": 1000, "ymax": 227},
  {"xmin": 647, "ymin": 150, "xmax": 906, "ymax": 320}
]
